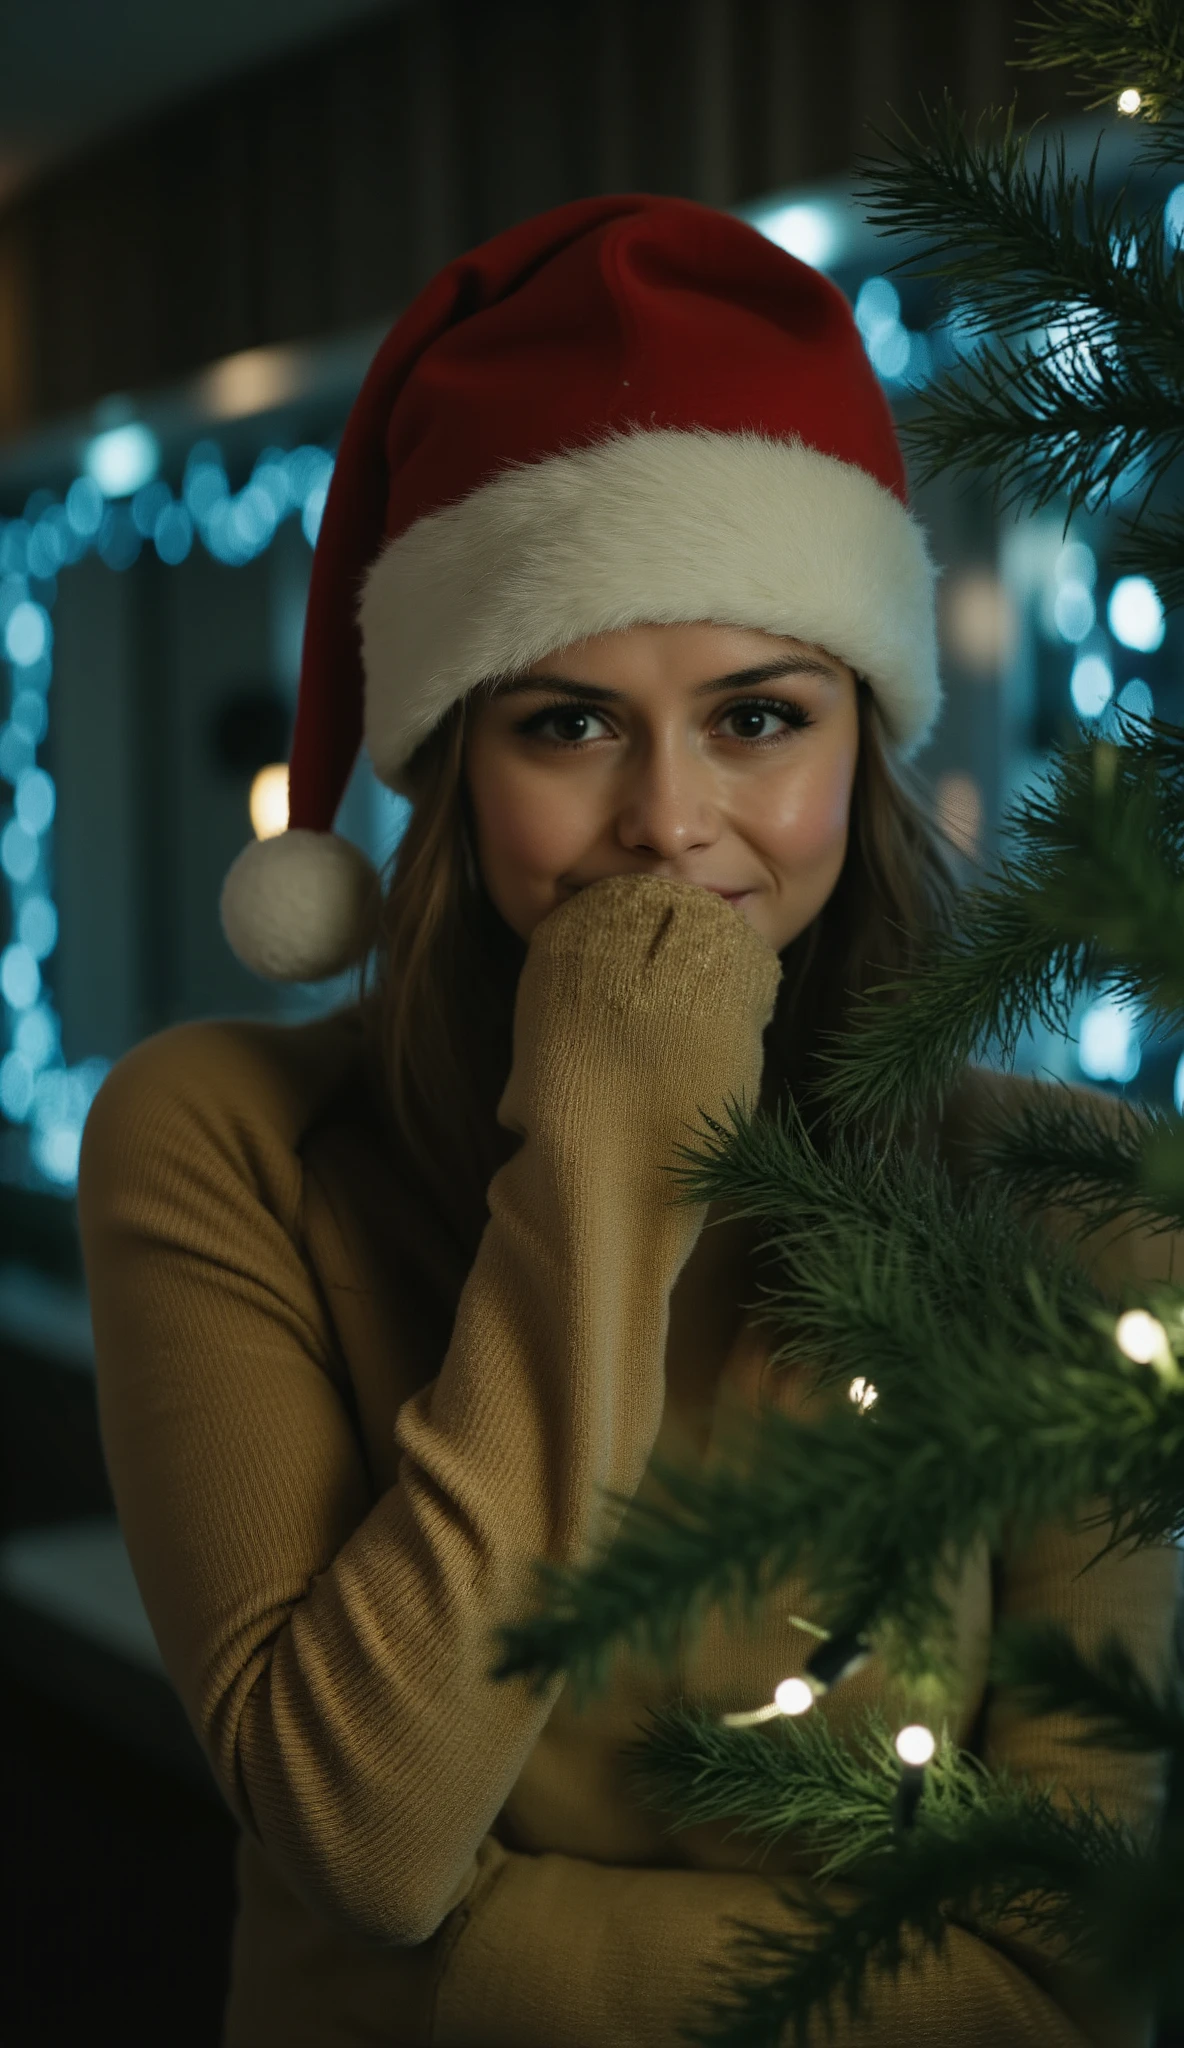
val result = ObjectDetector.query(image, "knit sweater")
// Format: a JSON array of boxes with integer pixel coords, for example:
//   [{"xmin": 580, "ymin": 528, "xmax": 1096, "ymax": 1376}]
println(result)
[{"xmin": 76, "ymin": 873, "xmax": 1180, "ymax": 2048}]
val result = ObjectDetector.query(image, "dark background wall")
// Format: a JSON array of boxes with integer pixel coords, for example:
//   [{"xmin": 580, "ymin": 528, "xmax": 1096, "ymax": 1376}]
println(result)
[{"xmin": 0, "ymin": 0, "xmax": 1074, "ymax": 440}]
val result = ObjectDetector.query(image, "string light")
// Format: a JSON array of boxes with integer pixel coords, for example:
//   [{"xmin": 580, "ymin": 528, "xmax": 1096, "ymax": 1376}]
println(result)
[
  {"xmin": 1117, "ymin": 88, "xmax": 1143, "ymax": 115},
  {"xmin": 0, "ymin": 437, "xmax": 335, "ymax": 1191},
  {"xmin": 893, "ymin": 1722, "xmax": 936, "ymax": 1830},
  {"xmin": 848, "ymin": 1376, "xmax": 878, "ymax": 1410},
  {"xmin": 1114, "ymin": 1309, "xmax": 1178, "ymax": 1383},
  {"xmin": 773, "ymin": 1676, "xmax": 815, "ymax": 1716},
  {"xmin": 718, "ymin": 1628, "xmax": 869, "ymax": 1729}
]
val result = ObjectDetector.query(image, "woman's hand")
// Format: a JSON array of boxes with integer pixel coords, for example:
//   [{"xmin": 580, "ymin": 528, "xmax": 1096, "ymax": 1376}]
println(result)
[{"xmin": 496, "ymin": 873, "xmax": 784, "ymax": 1179}]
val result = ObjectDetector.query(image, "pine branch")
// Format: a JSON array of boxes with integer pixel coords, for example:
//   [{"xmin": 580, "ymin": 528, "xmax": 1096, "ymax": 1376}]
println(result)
[
  {"xmin": 856, "ymin": 96, "xmax": 1184, "ymax": 374},
  {"xmin": 1129, "ymin": 101, "xmax": 1184, "ymax": 171},
  {"xmin": 820, "ymin": 729, "xmax": 1184, "ymax": 1126},
  {"xmin": 673, "ymin": 1797, "xmax": 1141, "ymax": 2048},
  {"xmin": 624, "ymin": 1701, "xmax": 909, "ymax": 1880},
  {"xmin": 662, "ymin": 1091, "xmax": 1092, "ymax": 1324},
  {"xmin": 623, "ymin": 1701, "xmax": 1015, "ymax": 1884},
  {"xmin": 625, "ymin": 1697, "xmax": 1184, "ymax": 2048},
  {"xmin": 490, "ymin": 1230, "xmax": 1184, "ymax": 1703},
  {"xmin": 1144, "ymin": 1125, "xmax": 1184, "ymax": 1221},
  {"xmin": 1021, "ymin": 741, "xmax": 1184, "ymax": 1028},
  {"xmin": 618, "ymin": 1630, "xmax": 1179, "ymax": 1900},
  {"xmin": 991, "ymin": 1619, "xmax": 1184, "ymax": 1751},
  {"xmin": 1111, "ymin": 504, "xmax": 1184, "ymax": 611},
  {"xmin": 490, "ymin": 1086, "xmax": 1184, "ymax": 1704},
  {"xmin": 1017, "ymin": 0, "xmax": 1184, "ymax": 121},
  {"xmin": 970, "ymin": 1084, "xmax": 1184, "ymax": 1238},
  {"xmin": 854, "ymin": 89, "xmax": 1184, "ymax": 535},
  {"xmin": 816, "ymin": 892, "xmax": 1092, "ymax": 1130},
  {"xmin": 899, "ymin": 333, "xmax": 1184, "ymax": 527}
]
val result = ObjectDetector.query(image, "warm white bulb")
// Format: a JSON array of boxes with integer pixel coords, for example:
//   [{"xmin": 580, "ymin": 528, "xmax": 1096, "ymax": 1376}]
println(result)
[
  {"xmin": 774, "ymin": 1676, "xmax": 816, "ymax": 1717},
  {"xmin": 895, "ymin": 1723, "xmax": 936, "ymax": 1767},
  {"xmin": 1118, "ymin": 88, "xmax": 1143, "ymax": 114},
  {"xmin": 250, "ymin": 763, "xmax": 289, "ymax": 841},
  {"xmin": 848, "ymin": 1377, "xmax": 878, "ymax": 1411},
  {"xmin": 1115, "ymin": 1310, "xmax": 1168, "ymax": 1365}
]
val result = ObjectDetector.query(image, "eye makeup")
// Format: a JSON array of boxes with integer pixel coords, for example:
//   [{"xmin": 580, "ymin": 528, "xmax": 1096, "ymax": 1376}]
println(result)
[{"xmin": 512, "ymin": 693, "xmax": 815, "ymax": 750}]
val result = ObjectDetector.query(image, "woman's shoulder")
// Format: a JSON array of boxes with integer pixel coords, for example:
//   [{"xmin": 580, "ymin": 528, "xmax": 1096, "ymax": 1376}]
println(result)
[{"xmin": 78, "ymin": 1002, "xmax": 377, "ymax": 1217}]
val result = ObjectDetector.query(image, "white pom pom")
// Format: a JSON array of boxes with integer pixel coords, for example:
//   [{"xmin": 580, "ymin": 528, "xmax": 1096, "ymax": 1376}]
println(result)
[{"xmin": 220, "ymin": 829, "xmax": 382, "ymax": 982}]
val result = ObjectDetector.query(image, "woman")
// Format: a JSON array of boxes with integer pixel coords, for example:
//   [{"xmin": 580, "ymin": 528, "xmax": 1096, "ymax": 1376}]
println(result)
[{"xmin": 77, "ymin": 195, "xmax": 1178, "ymax": 2047}]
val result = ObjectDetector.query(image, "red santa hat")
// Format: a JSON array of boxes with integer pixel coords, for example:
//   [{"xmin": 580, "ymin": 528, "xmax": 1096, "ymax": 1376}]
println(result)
[{"xmin": 220, "ymin": 191, "xmax": 941, "ymax": 984}]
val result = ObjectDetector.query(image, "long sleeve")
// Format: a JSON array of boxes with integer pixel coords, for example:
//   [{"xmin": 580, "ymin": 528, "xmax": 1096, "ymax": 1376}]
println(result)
[
  {"xmin": 415, "ymin": 1066, "xmax": 1182, "ymax": 2048},
  {"xmin": 426, "ymin": 1835, "xmax": 1107, "ymax": 2048},
  {"xmin": 974, "ymin": 1511, "xmax": 1180, "ymax": 2048},
  {"xmin": 75, "ymin": 872, "xmax": 782, "ymax": 1949}
]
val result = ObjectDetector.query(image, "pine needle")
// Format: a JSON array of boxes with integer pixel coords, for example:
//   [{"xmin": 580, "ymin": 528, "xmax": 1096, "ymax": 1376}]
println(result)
[{"xmin": 1017, "ymin": 0, "xmax": 1184, "ymax": 121}]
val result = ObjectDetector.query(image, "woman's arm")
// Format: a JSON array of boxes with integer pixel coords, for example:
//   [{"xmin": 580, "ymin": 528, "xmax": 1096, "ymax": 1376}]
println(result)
[
  {"xmin": 974, "ymin": 1510, "xmax": 1180, "ymax": 2048},
  {"xmin": 76, "ymin": 873, "xmax": 781, "ymax": 1949},
  {"xmin": 426, "ymin": 1831, "xmax": 1098, "ymax": 2047},
  {"xmin": 938, "ymin": 1063, "xmax": 1184, "ymax": 2048}
]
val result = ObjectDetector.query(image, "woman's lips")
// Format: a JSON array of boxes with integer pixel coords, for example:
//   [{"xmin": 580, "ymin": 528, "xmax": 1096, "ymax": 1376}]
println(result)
[{"xmin": 561, "ymin": 881, "xmax": 752, "ymax": 900}]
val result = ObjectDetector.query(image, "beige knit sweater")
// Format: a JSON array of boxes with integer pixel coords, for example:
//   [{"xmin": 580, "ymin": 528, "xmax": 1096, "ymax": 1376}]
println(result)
[{"xmin": 76, "ymin": 874, "xmax": 1180, "ymax": 2048}]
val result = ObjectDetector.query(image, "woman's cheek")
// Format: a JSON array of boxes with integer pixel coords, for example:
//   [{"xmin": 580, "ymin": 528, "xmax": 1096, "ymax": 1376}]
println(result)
[{"xmin": 764, "ymin": 754, "xmax": 855, "ymax": 879}]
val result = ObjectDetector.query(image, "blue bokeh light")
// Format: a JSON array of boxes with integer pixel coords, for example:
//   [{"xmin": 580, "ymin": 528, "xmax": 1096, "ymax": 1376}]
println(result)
[
  {"xmin": 1078, "ymin": 996, "xmax": 1141, "ymax": 1084},
  {"xmin": 1070, "ymin": 653, "xmax": 1114, "ymax": 717},
  {"xmin": 97, "ymin": 506, "xmax": 142, "ymax": 572},
  {"xmin": 0, "ymin": 430, "xmax": 339, "ymax": 1192},
  {"xmin": 0, "ymin": 724, "xmax": 35, "ymax": 783},
  {"xmin": 0, "ymin": 1052, "xmax": 34, "ymax": 1121},
  {"xmin": 18, "ymin": 895, "xmax": 58, "ymax": 961},
  {"xmin": 85, "ymin": 422, "xmax": 161, "ymax": 499},
  {"xmin": 65, "ymin": 476, "xmax": 104, "ymax": 538},
  {"xmin": 0, "ymin": 942, "xmax": 40, "ymax": 1010},
  {"xmin": 131, "ymin": 479, "xmax": 172, "ymax": 538},
  {"xmin": 14, "ymin": 1002, "xmax": 58, "ymax": 1069},
  {"xmin": 154, "ymin": 502, "xmax": 193, "ymax": 565},
  {"xmin": 15, "ymin": 767, "xmax": 56, "ymax": 836},
  {"xmin": 4, "ymin": 600, "xmax": 50, "ymax": 668},
  {"xmin": 1117, "ymin": 677, "xmax": 1154, "ymax": 721},
  {"xmin": 752, "ymin": 200, "xmax": 845, "ymax": 270},
  {"xmin": 0, "ymin": 822, "xmax": 39, "ymax": 884},
  {"xmin": 1052, "ymin": 581, "xmax": 1095, "ymax": 643},
  {"xmin": 1107, "ymin": 575, "xmax": 1165, "ymax": 653}
]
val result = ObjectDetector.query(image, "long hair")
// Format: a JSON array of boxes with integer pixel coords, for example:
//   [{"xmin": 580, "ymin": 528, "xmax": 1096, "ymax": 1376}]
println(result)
[{"xmin": 357, "ymin": 676, "xmax": 958, "ymax": 1264}]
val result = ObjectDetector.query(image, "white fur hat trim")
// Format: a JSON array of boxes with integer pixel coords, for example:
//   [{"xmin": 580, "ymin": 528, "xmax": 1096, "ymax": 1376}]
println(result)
[{"xmin": 359, "ymin": 426, "xmax": 942, "ymax": 792}]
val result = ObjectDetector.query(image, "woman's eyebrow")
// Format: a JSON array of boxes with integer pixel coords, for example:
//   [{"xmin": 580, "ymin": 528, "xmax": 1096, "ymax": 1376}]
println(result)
[{"xmin": 491, "ymin": 656, "xmax": 837, "ymax": 705}]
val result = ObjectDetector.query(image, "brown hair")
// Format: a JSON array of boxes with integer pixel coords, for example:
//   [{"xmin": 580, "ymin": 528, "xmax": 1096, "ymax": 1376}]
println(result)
[{"xmin": 357, "ymin": 677, "xmax": 958, "ymax": 1261}]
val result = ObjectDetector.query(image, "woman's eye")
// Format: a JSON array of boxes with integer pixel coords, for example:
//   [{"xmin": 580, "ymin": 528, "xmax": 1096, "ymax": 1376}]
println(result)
[
  {"xmin": 721, "ymin": 700, "xmax": 812, "ymax": 743},
  {"xmin": 516, "ymin": 697, "xmax": 812, "ymax": 749},
  {"xmin": 519, "ymin": 704, "xmax": 612, "ymax": 746}
]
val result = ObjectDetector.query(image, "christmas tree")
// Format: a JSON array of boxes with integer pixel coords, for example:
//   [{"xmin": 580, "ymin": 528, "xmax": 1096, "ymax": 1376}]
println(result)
[{"xmin": 492, "ymin": 5, "xmax": 1184, "ymax": 2041}]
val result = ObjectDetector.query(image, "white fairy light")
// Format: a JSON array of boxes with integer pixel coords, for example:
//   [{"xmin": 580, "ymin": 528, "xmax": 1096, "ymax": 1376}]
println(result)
[
  {"xmin": 848, "ymin": 1377, "xmax": 878, "ymax": 1410},
  {"xmin": 893, "ymin": 1723, "xmax": 936, "ymax": 1829},
  {"xmin": 894, "ymin": 1724, "xmax": 936, "ymax": 1767},
  {"xmin": 1117, "ymin": 88, "xmax": 1143, "ymax": 115},
  {"xmin": 1115, "ymin": 1310, "xmax": 1166, "ymax": 1363},
  {"xmin": 773, "ymin": 1676, "xmax": 816, "ymax": 1717}
]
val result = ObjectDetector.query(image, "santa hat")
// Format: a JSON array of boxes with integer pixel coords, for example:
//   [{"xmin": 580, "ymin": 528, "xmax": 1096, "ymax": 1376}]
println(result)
[{"xmin": 220, "ymin": 192, "xmax": 941, "ymax": 984}]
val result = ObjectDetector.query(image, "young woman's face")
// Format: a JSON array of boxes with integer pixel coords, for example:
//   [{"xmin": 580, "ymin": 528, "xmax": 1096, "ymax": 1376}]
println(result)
[{"xmin": 463, "ymin": 621, "xmax": 860, "ymax": 952}]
